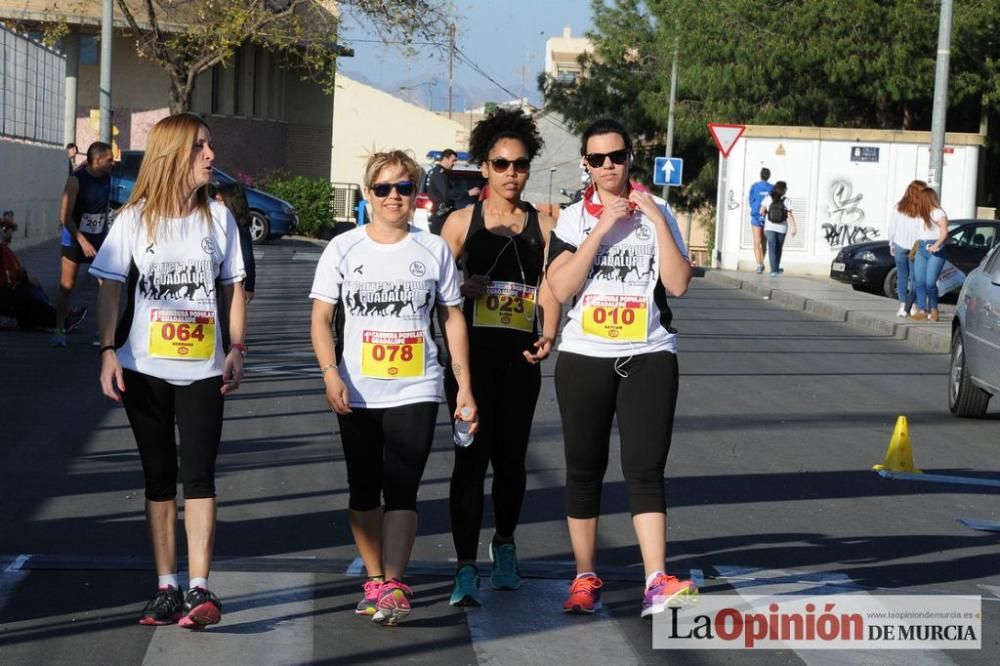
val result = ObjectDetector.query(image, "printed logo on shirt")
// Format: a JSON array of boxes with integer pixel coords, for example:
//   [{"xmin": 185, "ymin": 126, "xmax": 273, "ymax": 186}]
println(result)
[
  {"xmin": 409, "ymin": 261, "xmax": 426, "ymax": 277},
  {"xmin": 343, "ymin": 280, "xmax": 434, "ymax": 320},
  {"xmin": 139, "ymin": 259, "xmax": 215, "ymax": 302},
  {"xmin": 201, "ymin": 237, "xmax": 216, "ymax": 255},
  {"xmin": 635, "ymin": 224, "xmax": 652, "ymax": 241},
  {"xmin": 588, "ymin": 244, "xmax": 657, "ymax": 284}
]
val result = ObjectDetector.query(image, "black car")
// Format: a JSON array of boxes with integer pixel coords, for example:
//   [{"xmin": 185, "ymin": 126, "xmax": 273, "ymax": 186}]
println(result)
[{"xmin": 830, "ymin": 219, "xmax": 1000, "ymax": 298}]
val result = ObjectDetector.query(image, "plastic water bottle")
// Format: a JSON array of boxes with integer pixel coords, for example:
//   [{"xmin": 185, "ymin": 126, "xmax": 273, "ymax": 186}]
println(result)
[{"xmin": 454, "ymin": 407, "xmax": 475, "ymax": 448}]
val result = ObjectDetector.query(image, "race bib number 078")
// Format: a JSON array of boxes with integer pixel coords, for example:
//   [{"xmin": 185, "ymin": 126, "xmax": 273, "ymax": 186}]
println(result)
[
  {"xmin": 581, "ymin": 294, "xmax": 648, "ymax": 341},
  {"xmin": 149, "ymin": 309, "xmax": 215, "ymax": 359},
  {"xmin": 361, "ymin": 330, "xmax": 425, "ymax": 378}
]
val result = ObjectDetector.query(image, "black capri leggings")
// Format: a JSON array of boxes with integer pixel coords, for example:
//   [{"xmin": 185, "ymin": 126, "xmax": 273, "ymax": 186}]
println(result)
[
  {"xmin": 445, "ymin": 347, "xmax": 541, "ymax": 562},
  {"xmin": 121, "ymin": 369, "xmax": 225, "ymax": 502},
  {"xmin": 554, "ymin": 350, "xmax": 679, "ymax": 519},
  {"xmin": 337, "ymin": 401, "xmax": 438, "ymax": 512}
]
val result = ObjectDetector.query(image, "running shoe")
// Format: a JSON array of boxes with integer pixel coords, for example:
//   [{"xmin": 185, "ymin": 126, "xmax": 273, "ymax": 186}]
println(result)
[
  {"xmin": 138, "ymin": 586, "xmax": 183, "ymax": 625},
  {"xmin": 372, "ymin": 579, "xmax": 412, "ymax": 626},
  {"xmin": 562, "ymin": 574, "xmax": 603, "ymax": 614},
  {"xmin": 355, "ymin": 578, "xmax": 383, "ymax": 616},
  {"xmin": 449, "ymin": 565, "xmax": 481, "ymax": 607},
  {"xmin": 178, "ymin": 586, "xmax": 222, "ymax": 629},
  {"xmin": 64, "ymin": 305, "xmax": 88, "ymax": 333},
  {"xmin": 755, "ymin": 264, "xmax": 764, "ymax": 274},
  {"xmin": 641, "ymin": 574, "xmax": 698, "ymax": 618},
  {"xmin": 490, "ymin": 542, "xmax": 521, "ymax": 590},
  {"xmin": 50, "ymin": 328, "xmax": 67, "ymax": 347}
]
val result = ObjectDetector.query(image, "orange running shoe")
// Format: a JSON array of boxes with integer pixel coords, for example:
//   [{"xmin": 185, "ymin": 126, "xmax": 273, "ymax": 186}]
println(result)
[{"xmin": 562, "ymin": 574, "xmax": 603, "ymax": 614}]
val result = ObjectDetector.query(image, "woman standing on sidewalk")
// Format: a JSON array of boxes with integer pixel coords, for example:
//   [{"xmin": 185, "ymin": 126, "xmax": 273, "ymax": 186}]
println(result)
[
  {"xmin": 90, "ymin": 113, "xmax": 247, "ymax": 629},
  {"xmin": 758, "ymin": 181, "xmax": 797, "ymax": 277},
  {"xmin": 439, "ymin": 108, "xmax": 560, "ymax": 606},
  {"xmin": 310, "ymin": 150, "xmax": 477, "ymax": 626},
  {"xmin": 909, "ymin": 186, "xmax": 950, "ymax": 321},
  {"xmin": 545, "ymin": 118, "xmax": 696, "ymax": 618},
  {"xmin": 887, "ymin": 180, "xmax": 926, "ymax": 317}
]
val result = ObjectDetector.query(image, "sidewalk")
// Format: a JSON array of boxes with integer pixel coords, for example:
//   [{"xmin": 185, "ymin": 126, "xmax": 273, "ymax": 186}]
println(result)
[{"xmin": 702, "ymin": 269, "xmax": 953, "ymax": 354}]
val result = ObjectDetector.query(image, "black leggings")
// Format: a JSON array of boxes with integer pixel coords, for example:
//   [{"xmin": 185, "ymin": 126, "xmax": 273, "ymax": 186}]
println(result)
[
  {"xmin": 337, "ymin": 402, "xmax": 438, "ymax": 512},
  {"xmin": 445, "ymin": 347, "xmax": 541, "ymax": 561},
  {"xmin": 554, "ymin": 351, "xmax": 679, "ymax": 519},
  {"xmin": 121, "ymin": 369, "xmax": 225, "ymax": 501}
]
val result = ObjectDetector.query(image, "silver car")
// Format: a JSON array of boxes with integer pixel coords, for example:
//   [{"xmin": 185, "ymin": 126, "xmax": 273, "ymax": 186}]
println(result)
[{"xmin": 950, "ymin": 244, "xmax": 1000, "ymax": 417}]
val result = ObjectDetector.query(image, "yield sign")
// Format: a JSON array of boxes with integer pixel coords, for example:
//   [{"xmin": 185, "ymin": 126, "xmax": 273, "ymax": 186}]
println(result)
[{"xmin": 708, "ymin": 123, "xmax": 746, "ymax": 158}]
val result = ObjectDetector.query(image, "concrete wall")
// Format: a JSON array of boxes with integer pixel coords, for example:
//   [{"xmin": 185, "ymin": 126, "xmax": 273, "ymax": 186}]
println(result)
[
  {"xmin": 330, "ymin": 73, "xmax": 466, "ymax": 184},
  {"xmin": 0, "ymin": 139, "xmax": 66, "ymax": 249}
]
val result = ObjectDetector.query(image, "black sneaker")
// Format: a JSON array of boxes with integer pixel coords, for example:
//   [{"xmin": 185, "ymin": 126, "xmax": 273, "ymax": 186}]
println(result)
[
  {"xmin": 138, "ymin": 586, "xmax": 184, "ymax": 625},
  {"xmin": 178, "ymin": 587, "xmax": 222, "ymax": 629},
  {"xmin": 64, "ymin": 305, "xmax": 88, "ymax": 333}
]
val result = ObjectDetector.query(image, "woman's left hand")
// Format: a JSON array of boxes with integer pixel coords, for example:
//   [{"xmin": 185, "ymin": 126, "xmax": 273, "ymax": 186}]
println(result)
[
  {"xmin": 454, "ymin": 389, "xmax": 479, "ymax": 436},
  {"xmin": 929, "ymin": 243, "xmax": 942, "ymax": 254},
  {"xmin": 221, "ymin": 350, "xmax": 243, "ymax": 395},
  {"xmin": 628, "ymin": 189, "xmax": 661, "ymax": 221}
]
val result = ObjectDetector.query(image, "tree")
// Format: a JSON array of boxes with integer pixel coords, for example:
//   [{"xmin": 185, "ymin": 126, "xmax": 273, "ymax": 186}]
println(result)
[{"xmin": 111, "ymin": 0, "xmax": 452, "ymax": 114}]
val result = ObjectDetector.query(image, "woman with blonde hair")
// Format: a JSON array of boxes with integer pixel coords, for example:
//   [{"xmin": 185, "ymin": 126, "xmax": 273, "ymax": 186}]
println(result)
[
  {"xmin": 90, "ymin": 113, "xmax": 246, "ymax": 628},
  {"xmin": 310, "ymin": 149, "xmax": 477, "ymax": 626},
  {"xmin": 909, "ymin": 186, "xmax": 950, "ymax": 321}
]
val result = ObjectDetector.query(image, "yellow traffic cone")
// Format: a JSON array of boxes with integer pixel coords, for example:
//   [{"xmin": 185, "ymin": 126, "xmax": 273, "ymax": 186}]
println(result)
[{"xmin": 873, "ymin": 416, "xmax": 921, "ymax": 473}]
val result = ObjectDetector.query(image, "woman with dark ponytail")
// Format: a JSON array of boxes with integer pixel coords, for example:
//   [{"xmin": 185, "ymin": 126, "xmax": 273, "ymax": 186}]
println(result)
[{"xmin": 440, "ymin": 108, "xmax": 561, "ymax": 606}]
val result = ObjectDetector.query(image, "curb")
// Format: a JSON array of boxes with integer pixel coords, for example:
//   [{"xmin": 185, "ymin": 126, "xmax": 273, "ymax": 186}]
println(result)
[{"xmin": 701, "ymin": 270, "xmax": 952, "ymax": 354}]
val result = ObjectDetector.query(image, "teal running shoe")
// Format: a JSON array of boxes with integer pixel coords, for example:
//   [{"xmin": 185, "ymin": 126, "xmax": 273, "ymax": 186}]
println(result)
[
  {"xmin": 449, "ymin": 565, "xmax": 481, "ymax": 607},
  {"xmin": 490, "ymin": 542, "xmax": 521, "ymax": 590}
]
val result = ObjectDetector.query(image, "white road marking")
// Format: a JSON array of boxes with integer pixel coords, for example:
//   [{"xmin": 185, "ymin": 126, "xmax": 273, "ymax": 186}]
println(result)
[
  {"xmin": 292, "ymin": 254, "xmax": 321, "ymax": 262},
  {"xmin": 0, "ymin": 554, "xmax": 30, "ymax": 612},
  {"xmin": 346, "ymin": 557, "xmax": 364, "ymax": 576}
]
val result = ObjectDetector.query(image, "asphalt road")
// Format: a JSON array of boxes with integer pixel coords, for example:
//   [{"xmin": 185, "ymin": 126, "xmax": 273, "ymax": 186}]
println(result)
[{"xmin": 1, "ymin": 238, "xmax": 998, "ymax": 664}]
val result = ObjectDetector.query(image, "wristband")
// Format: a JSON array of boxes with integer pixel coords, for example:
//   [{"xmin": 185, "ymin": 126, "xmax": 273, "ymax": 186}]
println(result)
[
  {"xmin": 99, "ymin": 345, "xmax": 116, "ymax": 354},
  {"xmin": 230, "ymin": 343, "xmax": 248, "ymax": 358},
  {"xmin": 320, "ymin": 362, "xmax": 338, "ymax": 375}
]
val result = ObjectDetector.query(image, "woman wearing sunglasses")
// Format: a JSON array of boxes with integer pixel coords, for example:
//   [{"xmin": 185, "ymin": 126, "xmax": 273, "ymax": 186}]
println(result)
[
  {"xmin": 439, "ymin": 108, "xmax": 561, "ymax": 606},
  {"xmin": 310, "ymin": 150, "xmax": 477, "ymax": 626},
  {"xmin": 545, "ymin": 118, "xmax": 695, "ymax": 618}
]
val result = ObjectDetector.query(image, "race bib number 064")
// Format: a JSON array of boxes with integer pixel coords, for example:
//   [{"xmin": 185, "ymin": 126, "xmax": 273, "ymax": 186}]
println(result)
[
  {"xmin": 149, "ymin": 309, "xmax": 216, "ymax": 359},
  {"xmin": 361, "ymin": 330, "xmax": 425, "ymax": 378},
  {"xmin": 581, "ymin": 294, "xmax": 648, "ymax": 341},
  {"xmin": 472, "ymin": 281, "xmax": 537, "ymax": 332}
]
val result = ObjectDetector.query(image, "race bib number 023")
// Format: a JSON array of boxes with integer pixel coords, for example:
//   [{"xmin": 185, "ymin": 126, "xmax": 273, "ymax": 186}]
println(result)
[
  {"xmin": 149, "ymin": 309, "xmax": 215, "ymax": 359},
  {"xmin": 361, "ymin": 330, "xmax": 425, "ymax": 378},
  {"xmin": 472, "ymin": 281, "xmax": 537, "ymax": 332},
  {"xmin": 581, "ymin": 294, "xmax": 648, "ymax": 341}
]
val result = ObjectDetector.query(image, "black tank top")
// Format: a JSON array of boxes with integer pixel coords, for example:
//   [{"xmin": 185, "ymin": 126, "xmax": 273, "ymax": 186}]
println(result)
[
  {"xmin": 72, "ymin": 168, "xmax": 111, "ymax": 243},
  {"xmin": 460, "ymin": 201, "xmax": 544, "ymax": 351}
]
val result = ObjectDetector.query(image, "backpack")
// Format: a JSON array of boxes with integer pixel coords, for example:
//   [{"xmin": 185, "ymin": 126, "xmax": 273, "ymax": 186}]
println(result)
[
  {"xmin": 767, "ymin": 198, "xmax": 787, "ymax": 224},
  {"xmin": 0, "ymin": 244, "xmax": 24, "ymax": 288}
]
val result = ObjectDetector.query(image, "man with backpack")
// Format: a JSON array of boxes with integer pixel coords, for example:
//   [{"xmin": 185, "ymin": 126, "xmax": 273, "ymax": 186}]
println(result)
[{"xmin": 748, "ymin": 168, "xmax": 773, "ymax": 273}]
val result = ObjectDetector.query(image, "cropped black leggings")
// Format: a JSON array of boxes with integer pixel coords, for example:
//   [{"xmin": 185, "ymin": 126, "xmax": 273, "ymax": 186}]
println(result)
[
  {"xmin": 120, "ymin": 369, "xmax": 225, "ymax": 501},
  {"xmin": 337, "ymin": 401, "xmax": 438, "ymax": 512},
  {"xmin": 446, "ymin": 347, "xmax": 541, "ymax": 561},
  {"xmin": 554, "ymin": 351, "xmax": 679, "ymax": 519}
]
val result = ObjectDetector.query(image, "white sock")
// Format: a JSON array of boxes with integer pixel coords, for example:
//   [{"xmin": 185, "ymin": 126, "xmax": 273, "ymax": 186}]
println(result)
[
  {"xmin": 576, "ymin": 571, "xmax": 597, "ymax": 580},
  {"xmin": 189, "ymin": 576, "xmax": 208, "ymax": 590},
  {"xmin": 158, "ymin": 573, "xmax": 179, "ymax": 589},
  {"xmin": 645, "ymin": 570, "xmax": 665, "ymax": 589}
]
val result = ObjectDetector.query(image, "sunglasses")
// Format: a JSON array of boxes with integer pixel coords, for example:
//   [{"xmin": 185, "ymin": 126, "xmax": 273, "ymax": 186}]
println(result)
[
  {"xmin": 370, "ymin": 181, "xmax": 415, "ymax": 197},
  {"xmin": 488, "ymin": 158, "xmax": 531, "ymax": 173},
  {"xmin": 584, "ymin": 149, "xmax": 629, "ymax": 168}
]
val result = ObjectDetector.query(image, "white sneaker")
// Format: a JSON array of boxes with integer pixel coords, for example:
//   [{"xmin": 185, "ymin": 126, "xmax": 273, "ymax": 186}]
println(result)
[
  {"xmin": 909, "ymin": 304, "xmax": 919, "ymax": 316},
  {"xmin": 896, "ymin": 304, "xmax": 907, "ymax": 318}
]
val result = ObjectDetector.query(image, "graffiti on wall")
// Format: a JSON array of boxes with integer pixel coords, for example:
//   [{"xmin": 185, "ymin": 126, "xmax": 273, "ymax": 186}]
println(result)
[
  {"xmin": 727, "ymin": 189, "xmax": 739, "ymax": 210},
  {"xmin": 822, "ymin": 178, "xmax": 879, "ymax": 247}
]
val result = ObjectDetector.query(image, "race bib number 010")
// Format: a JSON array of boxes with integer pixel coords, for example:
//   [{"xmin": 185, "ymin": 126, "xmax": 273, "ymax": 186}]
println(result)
[
  {"xmin": 581, "ymin": 294, "xmax": 648, "ymax": 341},
  {"xmin": 361, "ymin": 330, "xmax": 425, "ymax": 378},
  {"xmin": 472, "ymin": 281, "xmax": 537, "ymax": 332},
  {"xmin": 149, "ymin": 309, "xmax": 215, "ymax": 359}
]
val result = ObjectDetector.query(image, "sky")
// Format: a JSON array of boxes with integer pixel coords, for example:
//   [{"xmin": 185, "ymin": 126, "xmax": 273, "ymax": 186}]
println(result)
[{"xmin": 336, "ymin": 0, "xmax": 594, "ymax": 111}]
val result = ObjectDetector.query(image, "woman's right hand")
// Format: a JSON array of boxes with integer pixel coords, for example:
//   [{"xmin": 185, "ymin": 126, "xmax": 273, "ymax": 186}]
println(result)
[
  {"xmin": 594, "ymin": 195, "xmax": 631, "ymax": 236},
  {"xmin": 323, "ymin": 371, "xmax": 352, "ymax": 415},
  {"xmin": 99, "ymin": 350, "xmax": 126, "ymax": 402},
  {"xmin": 461, "ymin": 274, "xmax": 491, "ymax": 299}
]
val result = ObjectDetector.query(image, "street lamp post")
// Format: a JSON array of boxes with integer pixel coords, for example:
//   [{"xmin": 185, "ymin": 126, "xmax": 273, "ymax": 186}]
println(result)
[
  {"xmin": 548, "ymin": 167, "xmax": 557, "ymax": 214},
  {"xmin": 928, "ymin": 0, "xmax": 954, "ymax": 195}
]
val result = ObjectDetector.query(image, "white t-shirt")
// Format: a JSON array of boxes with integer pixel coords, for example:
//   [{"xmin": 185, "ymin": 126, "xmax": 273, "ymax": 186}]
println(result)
[
  {"xmin": 551, "ymin": 195, "xmax": 688, "ymax": 358},
  {"xmin": 89, "ymin": 201, "xmax": 246, "ymax": 385},
  {"xmin": 888, "ymin": 208, "xmax": 946, "ymax": 247},
  {"xmin": 309, "ymin": 226, "xmax": 462, "ymax": 408},
  {"xmin": 760, "ymin": 195, "xmax": 793, "ymax": 234},
  {"xmin": 917, "ymin": 208, "xmax": 947, "ymax": 241}
]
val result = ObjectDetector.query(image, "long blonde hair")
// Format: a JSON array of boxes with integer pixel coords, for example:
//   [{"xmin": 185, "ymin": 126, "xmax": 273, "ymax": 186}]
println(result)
[{"xmin": 124, "ymin": 113, "xmax": 212, "ymax": 241}]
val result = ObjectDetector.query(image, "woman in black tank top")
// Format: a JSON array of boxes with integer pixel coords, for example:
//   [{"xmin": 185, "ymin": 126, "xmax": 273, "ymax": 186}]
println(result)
[{"xmin": 439, "ymin": 108, "xmax": 561, "ymax": 606}]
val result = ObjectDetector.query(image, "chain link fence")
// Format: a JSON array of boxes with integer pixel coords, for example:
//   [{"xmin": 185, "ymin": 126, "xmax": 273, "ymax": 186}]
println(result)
[{"xmin": 1, "ymin": 25, "xmax": 65, "ymax": 145}]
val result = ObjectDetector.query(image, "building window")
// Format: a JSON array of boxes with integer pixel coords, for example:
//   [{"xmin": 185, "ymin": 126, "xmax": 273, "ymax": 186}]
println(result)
[
  {"xmin": 211, "ymin": 65, "xmax": 221, "ymax": 114},
  {"xmin": 556, "ymin": 70, "xmax": 579, "ymax": 85},
  {"xmin": 233, "ymin": 50, "xmax": 242, "ymax": 116},
  {"xmin": 80, "ymin": 35, "xmax": 98, "ymax": 66}
]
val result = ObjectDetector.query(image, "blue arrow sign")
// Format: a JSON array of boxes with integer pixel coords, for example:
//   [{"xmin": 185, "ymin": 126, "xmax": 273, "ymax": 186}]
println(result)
[{"xmin": 653, "ymin": 157, "xmax": 683, "ymax": 187}]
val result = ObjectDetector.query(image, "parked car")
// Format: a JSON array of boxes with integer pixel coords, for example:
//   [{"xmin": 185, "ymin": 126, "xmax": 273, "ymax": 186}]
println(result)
[
  {"xmin": 830, "ymin": 220, "xmax": 1000, "ymax": 298},
  {"xmin": 411, "ymin": 151, "xmax": 485, "ymax": 232},
  {"xmin": 111, "ymin": 151, "xmax": 298, "ymax": 244},
  {"xmin": 949, "ymin": 244, "xmax": 1000, "ymax": 417}
]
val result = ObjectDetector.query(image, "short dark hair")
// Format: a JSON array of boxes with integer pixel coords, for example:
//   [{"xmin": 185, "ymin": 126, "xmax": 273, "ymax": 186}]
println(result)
[
  {"xmin": 771, "ymin": 180, "xmax": 788, "ymax": 199},
  {"xmin": 441, "ymin": 149, "xmax": 457, "ymax": 160},
  {"xmin": 213, "ymin": 182, "xmax": 250, "ymax": 227},
  {"xmin": 580, "ymin": 118, "xmax": 632, "ymax": 157},
  {"xmin": 760, "ymin": 168, "xmax": 771, "ymax": 181},
  {"xmin": 66, "ymin": 143, "xmax": 77, "ymax": 151},
  {"xmin": 86, "ymin": 141, "xmax": 113, "ymax": 164}
]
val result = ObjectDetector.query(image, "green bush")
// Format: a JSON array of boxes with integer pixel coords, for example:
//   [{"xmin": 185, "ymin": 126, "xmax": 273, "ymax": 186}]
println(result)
[{"xmin": 257, "ymin": 173, "xmax": 333, "ymax": 238}]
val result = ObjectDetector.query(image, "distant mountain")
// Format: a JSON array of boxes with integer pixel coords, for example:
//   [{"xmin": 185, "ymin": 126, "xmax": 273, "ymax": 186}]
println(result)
[{"xmin": 337, "ymin": 69, "xmax": 541, "ymax": 111}]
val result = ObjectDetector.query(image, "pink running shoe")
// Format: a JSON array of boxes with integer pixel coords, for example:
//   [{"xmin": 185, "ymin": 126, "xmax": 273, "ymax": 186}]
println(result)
[
  {"xmin": 355, "ymin": 578, "xmax": 383, "ymax": 616},
  {"xmin": 372, "ymin": 579, "xmax": 412, "ymax": 626}
]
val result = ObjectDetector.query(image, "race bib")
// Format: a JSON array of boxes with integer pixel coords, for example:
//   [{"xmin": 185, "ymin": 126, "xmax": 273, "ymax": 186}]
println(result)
[
  {"xmin": 149, "ymin": 309, "xmax": 216, "ymax": 359},
  {"xmin": 472, "ymin": 281, "xmax": 537, "ymax": 332},
  {"xmin": 79, "ymin": 212, "xmax": 106, "ymax": 235},
  {"xmin": 581, "ymin": 294, "xmax": 648, "ymax": 341},
  {"xmin": 361, "ymin": 330, "xmax": 425, "ymax": 379}
]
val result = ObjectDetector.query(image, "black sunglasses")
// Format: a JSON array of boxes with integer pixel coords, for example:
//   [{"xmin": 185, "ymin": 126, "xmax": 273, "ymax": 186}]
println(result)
[
  {"xmin": 370, "ymin": 181, "xmax": 415, "ymax": 197},
  {"xmin": 584, "ymin": 149, "xmax": 629, "ymax": 168},
  {"xmin": 488, "ymin": 158, "xmax": 531, "ymax": 173}
]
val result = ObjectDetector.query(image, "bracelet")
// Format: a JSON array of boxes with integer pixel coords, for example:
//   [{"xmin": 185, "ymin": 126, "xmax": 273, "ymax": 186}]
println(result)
[
  {"xmin": 320, "ymin": 362, "xmax": 338, "ymax": 375},
  {"xmin": 99, "ymin": 345, "xmax": 116, "ymax": 354}
]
